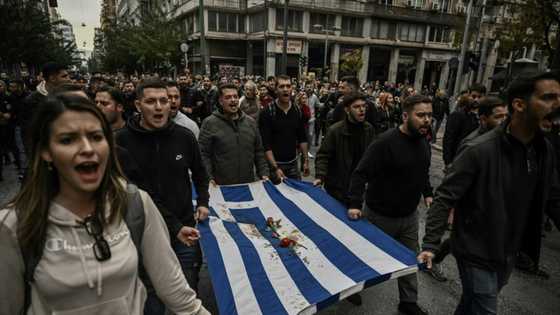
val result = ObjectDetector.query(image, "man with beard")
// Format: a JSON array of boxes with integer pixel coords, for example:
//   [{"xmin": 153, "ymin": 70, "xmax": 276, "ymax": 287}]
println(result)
[
  {"xmin": 198, "ymin": 76, "xmax": 218, "ymax": 120},
  {"xmin": 442, "ymin": 84, "xmax": 485, "ymax": 169},
  {"xmin": 313, "ymin": 94, "xmax": 375, "ymax": 306},
  {"xmin": 419, "ymin": 72, "xmax": 560, "ymax": 315},
  {"xmin": 167, "ymin": 81, "xmax": 200, "ymax": 138},
  {"xmin": 178, "ymin": 74, "xmax": 204, "ymax": 124},
  {"xmin": 259, "ymin": 75, "xmax": 309, "ymax": 182},
  {"xmin": 347, "ymin": 94, "xmax": 433, "ymax": 315},
  {"xmin": 121, "ymin": 80, "xmax": 137, "ymax": 120},
  {"xmin": 95, "ymin": 86, "xmax": 127, "ymax": 131},
  {"xmin": 199, "ymin": 83, "xmax": 269, "ymax": 185},
  {"xmin": 424, "ymin": 96, "xmax": 508, "ymax": 282}
]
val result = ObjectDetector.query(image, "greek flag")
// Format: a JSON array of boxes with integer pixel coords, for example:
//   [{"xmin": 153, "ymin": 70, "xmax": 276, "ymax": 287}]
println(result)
[{"xmin": 198, "ymin": 179, "xmax": 419, "ymax": 315}]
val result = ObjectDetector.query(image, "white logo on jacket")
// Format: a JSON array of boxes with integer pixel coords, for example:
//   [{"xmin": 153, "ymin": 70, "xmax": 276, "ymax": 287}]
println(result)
[
  {"xmin": 176, "ymin": 154, "xmax": 183, "ymax": 160},
  {"xmin": 45, "ymin": 230, "xmax": 129, "ymax": 252}
]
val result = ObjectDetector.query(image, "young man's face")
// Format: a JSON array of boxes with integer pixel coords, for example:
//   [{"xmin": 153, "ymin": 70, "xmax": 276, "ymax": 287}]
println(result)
[
  {"xmin": 49, "ymin": 70, "xmax": 71, "ymax": 86},
  {"xmin": 9, "ymin": 82, "xmax": 22, "ymax": 94},
  {"xmin": 404, "ymin": 102, "xmax": 433, "ymax": 137},
  {"xmin": 339, "ymin": 81, "xmax": 354, "ymax": 96},
  {"xmin": 123, "ymin": 83, "xmax": 135, "ymax": 93},
  {"xmin": 219, "ymin": 88, "xmax": 240, "ymax": 115},
  {"xmin": 203, "ymin": 78, "xmax": 212, "ymax": 89},
  {"xmin": 95, "ymin": 91, "xmax": 122, "ymax": 125},
  {"xmin": 135, "ymin": 88, "xmax": 170, "ymax": 130},
  {"xmin": 167, "ymin": 86, "xmax": 181, "ymax": 118},
  {"xmin": 481, "ymin": 106, "xmax": 508, "ymax": 130},
  {"xmin": 345, "ymin": 99, "xmax": 367, "ymax": 123},
  {"xmin": 244, "ymin": 85, "xmax": 256, "ymax": 98},
  {"xmin": 525, "ymin": 79, "xmax": 560, "ymax": 130},
  {"xmin": 276, "ymin": 79, "xmax": 292, "ymax": 104}
]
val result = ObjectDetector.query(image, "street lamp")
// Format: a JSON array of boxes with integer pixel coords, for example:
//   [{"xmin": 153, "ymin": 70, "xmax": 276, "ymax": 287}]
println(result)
[{"xmin": 314, "ymin": 24, "xmax": 340, "ymax": 78}]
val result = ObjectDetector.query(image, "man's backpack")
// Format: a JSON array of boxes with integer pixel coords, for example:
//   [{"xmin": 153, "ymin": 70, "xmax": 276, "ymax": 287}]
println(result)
[{"xmin": 21, "ymin": 183, "xmax": 146, "ymax": 314}]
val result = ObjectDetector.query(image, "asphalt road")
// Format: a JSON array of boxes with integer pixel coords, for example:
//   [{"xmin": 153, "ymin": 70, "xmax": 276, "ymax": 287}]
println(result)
[{"xmin": 1, "ymin": 135, "xmax": 559, "ymax": 315}]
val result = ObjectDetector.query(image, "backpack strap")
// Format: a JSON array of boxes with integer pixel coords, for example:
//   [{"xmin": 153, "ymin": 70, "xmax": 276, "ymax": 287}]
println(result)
[{"xmin": 124, "ymin": 183, "xmax": 145, "ymax": 251}]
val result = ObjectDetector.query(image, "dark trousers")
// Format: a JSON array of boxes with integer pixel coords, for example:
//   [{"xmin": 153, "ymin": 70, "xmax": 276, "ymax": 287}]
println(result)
[
  {"xmin": 144, "ymin": 239, "xmax": 202, "ymax": 315},
  {"xmin": 365, "ymin": 205, "xmax": 419, "ymax": 303},
  {"xmin": 454, "ymin": 259, "xmax": 513, "ymax": 315}
]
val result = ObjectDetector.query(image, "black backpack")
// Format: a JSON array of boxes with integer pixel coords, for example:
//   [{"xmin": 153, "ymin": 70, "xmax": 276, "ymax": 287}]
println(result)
[{"xmin": 20, "ymin": 184, "xmax": 146, "ymax": 314}]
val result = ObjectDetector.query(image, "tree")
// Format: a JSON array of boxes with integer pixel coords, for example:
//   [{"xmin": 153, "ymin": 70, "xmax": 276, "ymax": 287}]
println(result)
[
  {"xmin": 339, "ymin": 49, "xmax": 363, "ymax": 77},
  {"xmin": 494, "ymin": 0, "xmax": 559, "ymax": 70},
  {"xmin": 99, "ymin": 4, "xmax": 185, "ymax": 74},
  {"xmin": 0, "ymin": 0, "xmax": 79, "ymax": 74}
]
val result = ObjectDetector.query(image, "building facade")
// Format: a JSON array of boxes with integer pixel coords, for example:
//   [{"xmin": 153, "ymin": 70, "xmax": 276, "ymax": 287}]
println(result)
[{"xmin": 114, "ymin": 0, "xmax": 506, "ymax": 92}]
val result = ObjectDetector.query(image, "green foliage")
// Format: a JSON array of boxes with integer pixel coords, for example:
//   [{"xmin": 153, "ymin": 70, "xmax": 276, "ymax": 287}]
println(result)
[
  {"xmin": 0, "ymin": 1, "xmax": 79, "ymax": 72},
  {"xmin": 98, "ymin": 4, "xmax": 185, "ymax": 74},
  {"xmin": 494, "ymin": 0, "xmax": 559, "ymax": 64},
  {"xmin": 339, "ymin": 49, "xmax": 363, "ymax": 77}
]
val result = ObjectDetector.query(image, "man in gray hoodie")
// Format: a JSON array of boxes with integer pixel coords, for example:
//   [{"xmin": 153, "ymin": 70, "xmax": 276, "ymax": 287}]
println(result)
[{"xmin": 199, "ymin": 83, "xmax": 269, "ymax": 185}]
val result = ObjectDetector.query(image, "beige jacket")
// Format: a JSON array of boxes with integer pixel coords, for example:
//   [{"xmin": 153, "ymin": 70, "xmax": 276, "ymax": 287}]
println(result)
[{"xmin": 0, "ymin": 189, "xmax": 210, "ymax": 315}]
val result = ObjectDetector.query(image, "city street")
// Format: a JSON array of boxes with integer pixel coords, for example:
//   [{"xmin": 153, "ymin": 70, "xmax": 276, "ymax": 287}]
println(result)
[{"xmin": 2, "ymin": 137, "xmax": 559, "ymax": 315}]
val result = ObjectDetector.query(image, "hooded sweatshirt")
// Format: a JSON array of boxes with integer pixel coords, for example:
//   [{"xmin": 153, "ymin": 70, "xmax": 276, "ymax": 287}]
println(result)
[
  {"xmin": 115, "ymin": 117, "xmax": 210, "ymax": 236},
  {"xmin": 0, "ymin": 189, "xmax": 209, "ymax": 315}
]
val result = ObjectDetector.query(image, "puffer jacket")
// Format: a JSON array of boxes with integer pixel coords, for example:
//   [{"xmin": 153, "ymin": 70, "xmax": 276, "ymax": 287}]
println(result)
[{"xmin": 198, "ymin": 110, "xmax": 269, "ymax": 185}]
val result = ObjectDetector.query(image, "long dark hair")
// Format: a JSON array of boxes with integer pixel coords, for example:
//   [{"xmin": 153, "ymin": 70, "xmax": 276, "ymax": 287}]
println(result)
[{"xmin": 8, "ymin": 94, "xmax": 128, "ymax": 256}]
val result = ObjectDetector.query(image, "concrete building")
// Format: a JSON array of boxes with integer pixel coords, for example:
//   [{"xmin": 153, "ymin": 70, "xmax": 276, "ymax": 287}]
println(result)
[
  {"xmin": 112, "ymin": 0, "xmax": 510, "ymax": 93},
  {"xmin": 163, "ymin": 0, "xmax": 481, "ymax": 92}
]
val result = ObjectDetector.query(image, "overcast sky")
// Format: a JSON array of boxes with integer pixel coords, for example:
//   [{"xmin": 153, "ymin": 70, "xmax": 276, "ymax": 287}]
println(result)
[{"xmin": 57, "ymin": 0, "xmax": 101, "ymax": 52}]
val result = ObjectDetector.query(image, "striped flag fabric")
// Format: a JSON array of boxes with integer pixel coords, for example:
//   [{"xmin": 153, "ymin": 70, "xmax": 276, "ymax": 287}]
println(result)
[{"xmin": 197, "ymin": 179, "xmax": 419, "ymax": 315}]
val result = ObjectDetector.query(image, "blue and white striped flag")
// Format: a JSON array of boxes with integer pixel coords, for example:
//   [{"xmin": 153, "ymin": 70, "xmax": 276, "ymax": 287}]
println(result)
[{"xmin": 198, "ymin": 179, "xmax": 419, "ymax": 315}]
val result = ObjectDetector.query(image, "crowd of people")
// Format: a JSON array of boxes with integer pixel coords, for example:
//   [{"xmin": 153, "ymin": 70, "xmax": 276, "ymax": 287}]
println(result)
[{"xmin": 0, "ymin": 61, "xmax": 559, "ymax": 315}]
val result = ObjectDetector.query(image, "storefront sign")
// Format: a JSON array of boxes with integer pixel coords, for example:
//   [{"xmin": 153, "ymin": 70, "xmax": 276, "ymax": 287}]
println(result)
[{"xmin": 275, "ymin": 39, "xmax": 303, "ymax": 54}]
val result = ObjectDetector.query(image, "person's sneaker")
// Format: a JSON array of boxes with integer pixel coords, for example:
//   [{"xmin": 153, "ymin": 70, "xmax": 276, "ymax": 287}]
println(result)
[
  {"xmin": 423, "ymin": 263, "xmax": 447, "ymax": 282},
  {"xmin": 398, "ymin": 302, "xmax": 428, "ymax": 315},
  {"xmin": 346, "ymin": 293, "xmax": 362, "ymax": 306}
]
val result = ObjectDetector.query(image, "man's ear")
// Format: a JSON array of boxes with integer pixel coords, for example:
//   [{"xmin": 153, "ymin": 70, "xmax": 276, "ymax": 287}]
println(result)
[
  {"xmin": 402, "ymin": 111, "xmax": 409, "ymax": 122},
  {"xmin": 134, "ymin": 99, "xmax": 141, "ymax": 113},
  {"xmin": 511, "ymin": 98, "xmax": 526, "ymax": 114}
]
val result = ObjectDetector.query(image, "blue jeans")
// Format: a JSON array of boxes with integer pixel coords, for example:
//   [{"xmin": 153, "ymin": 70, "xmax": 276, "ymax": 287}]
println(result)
[
  {"xmin": 454, "ymin": 259, "xmax": 513, "ymax": 315},
  {"xmin": 143, "ymin": 239, "xmax": 202, "ymax": 315}
]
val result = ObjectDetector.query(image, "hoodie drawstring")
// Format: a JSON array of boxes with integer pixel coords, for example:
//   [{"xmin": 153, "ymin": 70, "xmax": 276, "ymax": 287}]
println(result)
[{"xmin": 72, "ymin": 228, "xmax": 103, "ymax": 296}]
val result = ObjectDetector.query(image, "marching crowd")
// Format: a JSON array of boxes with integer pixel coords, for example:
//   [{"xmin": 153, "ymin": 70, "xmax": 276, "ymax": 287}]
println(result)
[{"xmin": 0, "ymin": 61, "xmax": 560, "ymax": 315}]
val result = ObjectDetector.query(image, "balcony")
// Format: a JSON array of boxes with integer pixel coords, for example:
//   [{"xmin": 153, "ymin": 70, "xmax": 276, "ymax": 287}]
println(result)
[{"xmin": 265, "ymin": 0, "xmax": 466, "ymax": 26}]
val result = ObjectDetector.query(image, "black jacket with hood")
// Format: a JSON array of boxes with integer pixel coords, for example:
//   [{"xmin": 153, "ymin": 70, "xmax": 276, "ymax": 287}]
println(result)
[
  {"xmin": 423, "ymin": 124, "xmax": 560, "ymax": 271},
  {"xmin": 115, "ymin": 117, "xmax": 210, "ymax": 236}
]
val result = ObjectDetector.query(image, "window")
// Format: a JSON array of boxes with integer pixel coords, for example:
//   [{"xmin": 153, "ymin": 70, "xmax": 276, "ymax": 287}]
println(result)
[
  {"xmin": 184, "ymin": 14, "xmax": 194, "ymax": 35},
  {"xmin": 428, "ymin": 25, "xmax": 450, "ymax": 43},
  {"xmin": 341, "ymin": 16, "xmax": 363, "ymax": 37},
  {"xmin": 208, "ymin": 11, "xmax": 244, "ymax": 33},
  {"xmin": 250, "ymin": 11, "xmax": 266, "ymax": 32},
  {"xmin": 399, "ymin": 23, "xmax": 425, "ymax": 42},
  {"xmin": 276, "ymin": 9, "xmax": 303, "ymax": 32},
  {"xmin": 371, "ymin": 20, "xmax": 396, "ymax": 40},
  {"xmin": 309, "ymin": 13, "xmax": 336, "ymax": 33}
]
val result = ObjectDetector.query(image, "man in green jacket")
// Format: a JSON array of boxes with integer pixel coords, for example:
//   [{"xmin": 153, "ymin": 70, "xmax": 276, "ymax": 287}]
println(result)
[
  {"xmin": 199, "ymin": 83, "xmax": 269, "ymax": 185},
  {"xmin": 314, "ymin": 93, "xmax": 375, "ymax": 204},
  {"xmin": 313, "ymin": 93, "xmax": 375, "ymax": 306}
]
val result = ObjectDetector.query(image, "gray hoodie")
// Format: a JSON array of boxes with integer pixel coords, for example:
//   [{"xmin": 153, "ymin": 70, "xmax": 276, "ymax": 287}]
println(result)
[{"xmin": 0, "ymin": 189, "xmax": 209, "ymax": 315}]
